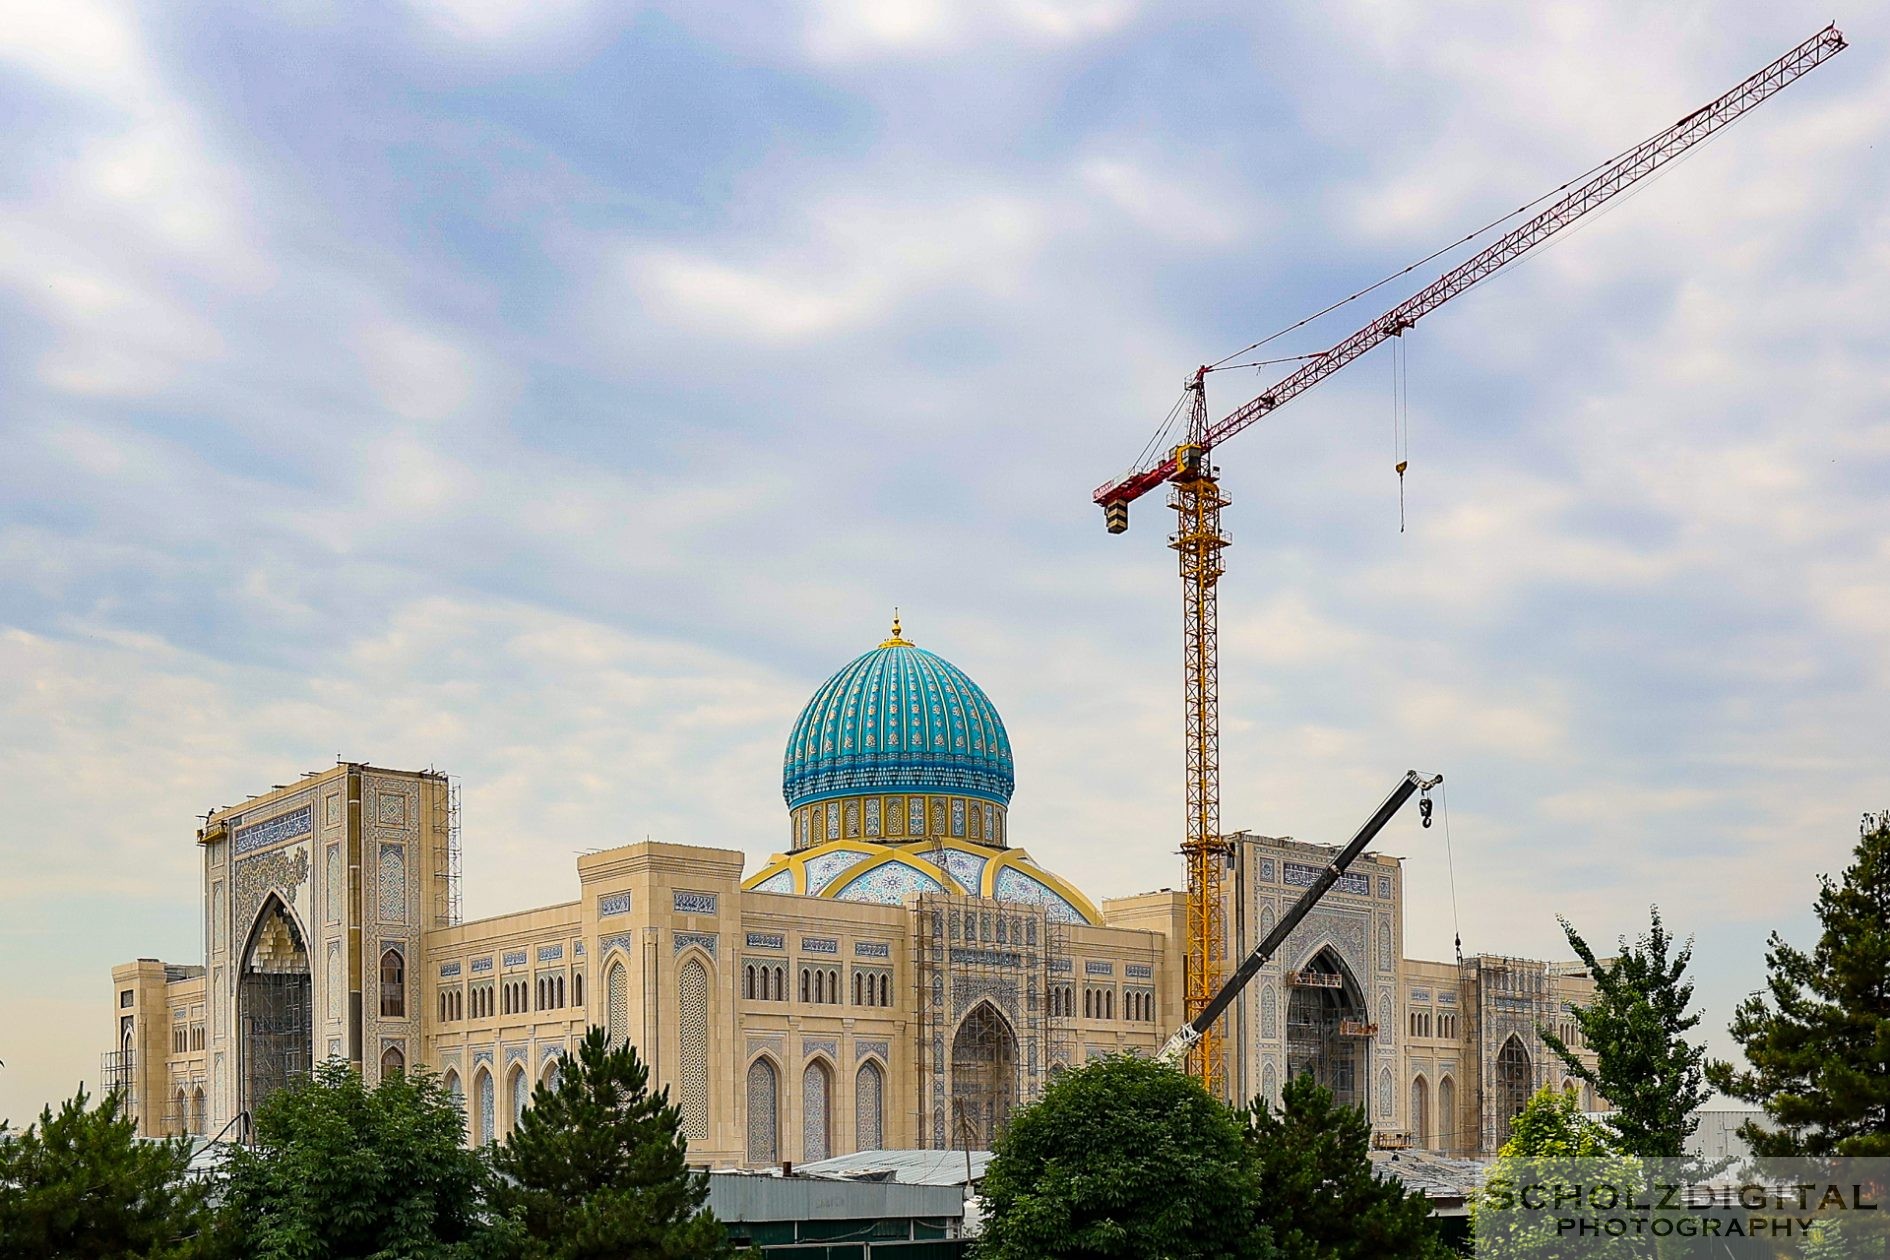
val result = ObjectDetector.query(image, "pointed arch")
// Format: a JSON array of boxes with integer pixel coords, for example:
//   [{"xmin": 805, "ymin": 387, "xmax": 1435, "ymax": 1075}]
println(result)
[
  {"xmin": 950, "ymin": 1000, "xmax": 1019, "ymax": 1149},
  {"xmin": 1496, "ymin": 1035, "xmax": 1533, "ymax": 1129},
  {"xmin": 380, "ymin": 1044, "xmax": 405, "ymax": 1076},
  {"xmin": 1437, "ymin": 1074, "xmax": 1456, "ymax": 1155},
  {"xmin": 237, "ymin": 892, "xmax": 312, "ymax": 1117},
  {"xmin": 1410, "ymin": 1073, "xmax": 1430, "ymax": 1148},
  {"xmin": 747, "ymin": 1056, "xmax": 780, "ymax": 1165},
  {"xmin": 1284, "ymin": 945, "xmax": 1367, "ymax": 1111},
  {"xmin": 443, "ymin": 1068, "xmax": 464, "ymax": 1137},
  {"xmin": 802, "ymin": 1057, "xmax": 833, "ymax": 1162},
  {"xmin": 379, "ymin": 948, "xmax": 406, "ymax": 1018},
  {"xmin": 507, "ymin": 1063, "xmax": 529, "ymax": 1133},
  {"xmin": 855, "ymin": 1058, "xmax": 885, "ymax": 1152},
  {"xmin": 190, "ymin": 1087, "xmax": 206, "ymax": 1136},
  {"xmin": 677, "ymin": 955, "xmax": 711, "ymax": 1143},
  {"xmin": 604, "ymin": 956, "xmax": 630, "ymax": 1047},
  {"xmin": 474, "ymin": 1068, "xmax": 495, "ymax": 1145}
]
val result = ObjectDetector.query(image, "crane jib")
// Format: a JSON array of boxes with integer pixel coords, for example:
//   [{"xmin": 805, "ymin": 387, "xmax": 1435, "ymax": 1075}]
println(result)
[
  {"xmin": 1095, "ymin": 23, "xmax": 1846, "ymax": 515},
  {"xmin": 1186, "ymin": 771, "xmax": 1437, "ymax": 1037}
]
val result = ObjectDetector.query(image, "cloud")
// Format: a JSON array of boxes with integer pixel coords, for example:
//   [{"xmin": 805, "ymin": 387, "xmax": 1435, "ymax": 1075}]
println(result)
[{"xmin": 801, "ymin": 0, "xmax": 1139, "ymax": 61}]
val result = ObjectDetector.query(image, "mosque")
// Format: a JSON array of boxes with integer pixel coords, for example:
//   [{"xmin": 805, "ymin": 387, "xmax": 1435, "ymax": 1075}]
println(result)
[{"xmin": 107, "ymin": 618, "xmax": 1602, "ymax": 1163}]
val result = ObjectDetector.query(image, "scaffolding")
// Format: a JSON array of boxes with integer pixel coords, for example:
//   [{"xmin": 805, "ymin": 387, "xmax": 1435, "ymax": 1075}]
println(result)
[
  {"xmin": 1284, "ymin": 953, "xmax": 1368, "ymax": 1113},
  {"xmin": 239, "ymin": 899, "xmax": 314, "ymax": 1116},
  {"xmin": 433, "ymin": 775, "xmax": 463, "ymax": 928},
  {"xmin": 1466, "ymin": 954, "xmax": 1557, "ymax": 1152},
  {"xmin": 914, "ymin": 892, "xmax": 1070, "ymax": 1153}
]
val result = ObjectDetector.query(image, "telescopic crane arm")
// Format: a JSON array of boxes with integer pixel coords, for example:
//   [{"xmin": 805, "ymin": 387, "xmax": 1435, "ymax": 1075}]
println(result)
[
  {"xmin": 1097, "ymin": 23, "xmax": 1847, "ymax": 523},
  {"xmin": 1156, "ymin": 770, "xmax": 1441, "ymax": 1067}
]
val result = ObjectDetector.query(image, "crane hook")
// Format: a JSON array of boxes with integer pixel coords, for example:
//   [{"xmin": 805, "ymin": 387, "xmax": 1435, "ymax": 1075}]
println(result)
[{"xmin": 1419, "ymin": 793, "xmax": 1434, "ymax": 829}]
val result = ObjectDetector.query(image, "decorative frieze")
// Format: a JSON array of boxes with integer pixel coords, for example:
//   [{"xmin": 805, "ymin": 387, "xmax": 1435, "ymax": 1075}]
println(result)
[
  {"xmin": 746, "ymin": 932, "xmax": 785, "ymax": 950},
  {"xmin": 854, "ymin": 940, "xmax": 891, "ymax": 958},
  {"xmin": 536, "ymin": 944, "xmax": 563, "ymax": 962},
  {"xmin": 674, "ymin": 931, "xmax": 718, "ymax": 957},
  {"xmin": 673, "ymin": 890, "xmax": 718, "ymax": 915},
  {"xmin": 856, "ymin": 1039, "xmax": 890, "ymax": 1062},
  {"xmin": 440, "ymin": 961, "xmax": 462, "ymax": 978},
  {"xmin": 801, "ymin": 936, "xmax": 839, "ymax": 955},
  {"xmin": 1125, "ymin": 963, "xmax": 1152, "ymax": 979},
  {"xmin": 502, "ymin": 949, "xmax": 528, "ymax": 969},
  {"xmin": 598, "ymin": 892, "xmax": 632, "ymax": 918},
  {"xmin": 470, "ymin": 957, "xmax": 494, "ymax": 974},
  {"xmin": 1084, "ymin": 960, "xmax": 1115, "ymax": 976},
  {"xmin": 234, "ymin": 805, "xmax": 313, "ymax": 857},
  {"xmin": 1283, "ymin": 861, "xmax": 1370, "ymax": 896}
]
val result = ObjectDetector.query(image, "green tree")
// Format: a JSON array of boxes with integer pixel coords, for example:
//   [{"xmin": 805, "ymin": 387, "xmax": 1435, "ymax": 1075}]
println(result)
[
  {"xmin": 0, "ymin": 1086, "xmax": 216, "ymax": 1260},
  {"xmin": 1473, "ymin": 1088, "xmax": 1636, "ymax": 1260},
  {"xmin": 978, "ymin": 1055, "xmax": 1274, "ymax": 1260},
  {"xmin": 1495, "ymin": 1086, "xmax": 1618, "ymax": 1160},
  {"xmin": 1540, "ymin": 907, "xmax": 1708, "ymax": 1157},
  {"xmin": 1707, "ymin": 811, "xmax": 1890, "ymax": 1156},
  {"xmin": 216, "ymin": 1059, "xmax": 499, "ymax": 1259},
  {"xmin": 488, "ymin": 1027, "xmax": 745, "ymax": 1260},
  {"xmin": 1246, "ymin": 1072, "xmax": 1452, "ymax": 1260}
]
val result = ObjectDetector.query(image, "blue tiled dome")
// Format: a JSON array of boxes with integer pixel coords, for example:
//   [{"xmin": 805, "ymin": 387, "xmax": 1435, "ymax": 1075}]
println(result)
[{"xmin": 783, "ymin": 621, "xmax": 1015, "ymax": 810}]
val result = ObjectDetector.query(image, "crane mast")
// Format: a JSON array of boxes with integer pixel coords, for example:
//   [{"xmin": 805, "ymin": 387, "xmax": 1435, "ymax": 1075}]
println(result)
[{"xmin": 1096, "ymin": 26, "xmax": 1846, "ymax": 1093}]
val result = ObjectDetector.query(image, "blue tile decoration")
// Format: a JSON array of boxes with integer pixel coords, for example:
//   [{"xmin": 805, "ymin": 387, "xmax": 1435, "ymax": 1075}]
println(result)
[
  {"xmin": 1410, "ymin": 989, "xmax": 1431, "ymax": 1003},
  {"xmin": 471, "ymin": 957, "xmax": 494, "ymax": 974},
  {"xmin": 864, "ymin": 798, "xmax": 880, "ymax": 837},
  {"xmin": 1283, "ymin": 861, "xmax": 1370, "ymax": 896},
  {"xmin": 1258, "ymin": 857, "xmax": 1276, "ymax": 881},
  {"xmin": 1051, "ymin": 957, "xmax": 1072, "ymax": 973},
  {"xmin": 505, "ymin": 1044, "xmax": 527, "ymax": 1066},
  {"xmin": 536, "ymin": 944, "xmax": 563, "ymax": 962},
  {"xmin": 854, "ymin": 941, "xmax": 890, "ymax": 958},
  {"xmin": 502, "ymin": 950, "xmax": 528, "ymax": 969},
  {"xmin": 1085, "ymin": 961, "xmax": 1115, "ymax": 976},
  {"xmin": 935, "ymin": 848, "xmax": 988, "ymax": 895},
  {"xmin": 473, "ymin": 1049, "xmax": 493, "ymax": 1066},
  {"xmin": 803, "ymin": 849, "xmax": 869, "ymax": 894},
  {"xmin": 803, "ymin": 1038, "xmax": 838, "ymax": 1060},
  {"xmin": 991, "ymin": 865, "xmax": 1086, "ymax": 923},
  {"xmin": 673, "ymin": 890, "xmax": 718, "ymax": 915},
  {"xmin": 826, "ymin": 802, "xmax": 839, "ymax": 840},
  {"xmin": 833, "ymin": 860, "xmax": 945, "ymax": 904},
  {"xmin": 952, "ymin": 948, "xmax": 1023, "ymax": 968},
  {"xmin": 1125, "ymin": 964, "xmax": 1153, "ymax": 979},
  {"xmin": 951, "ymin": 799, "xmax": 965, "ymax": 837},
  {"xmin": 781, "ymin": 637, "xmax": 1015, "ymax": 809},
  {"xmin": 801, "ymin": 937, "xmax": 839, "ymax": 955},
  {"xmin": 746, "ymin": 932, "xmax": 785, "ymax": 950},
  {"xmin": 598, "ymin": 892, "xmax": 631, "ymax": 917},
  {"xmin": 1377, "ymin": 876, "xmax": 1393, "ymax": 899},
  {"xmin": 856, "ymin": 1038, "xmax": 890, "ymax": 1062},
  {"xmin": 600, "ymin": 933, "xmax": 634, "ymax": 957},
  {"xmin": 234, "ymin": 805, "xmax": 313, "ymax": 856},
  {"xmin": 751, "ymin": 869, "xmax": 796, "ymax": 895},
  {"xmin": 674, "ymin": 931, "xmax": 718, "ymax": 957},
  {"xmin": 908, "ymin": 798, "xmax": 925, "ymax": 834},
  {"xmin": 440, "ymin": 961, "xmax": 462, "ymax": 978},
  {"xmin": 572, "ymin": 940, "xmax": 585, "ymax": 957}
]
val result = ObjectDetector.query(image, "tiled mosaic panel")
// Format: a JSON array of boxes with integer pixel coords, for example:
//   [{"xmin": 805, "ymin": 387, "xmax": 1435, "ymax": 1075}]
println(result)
[
  {"xmin": 834, "ymin": 861, "xmax": 944, "ymax": 904},
  {"xmin": 802, "ymin": 1061, "xmax": 830, "ymax": 1162},
  {"xmin": 855, "ymin": 1060, "xmax": 884, "ymax": 1151},
  {"xmin": 751, "ymin": 869, "xmax": 795, "ymax": 895},
  {"xmin": 378, "ymin": 846, "xmax": 404, "ymax": 922},
  {"xmin": 606, "ymin": 962, "xmax": 629, "ymax": 1046},
  {"xmin": 803, "ymin": 848, "xmax": 868, "ymax": 894},
  {"xmin": 991, "ymin": 865, "xmax": 1084, "ymax": 922},
  {"xmin": 234, "ymin": 805, "xmax": 312, "ymax": 856},
  {"xmin": 678, "ymin": 959, "xmax": 710, "ymax": 1142},
  {"xmin": 746, "ymin": 1058, "xmax": 778, "ymax": 1164},
  {"xmin": 936, "ymin": 848, "xmax": 988, "ymax": 895},
  {"xmin": 478, "ymin": 1072, "xmax": 495, "ymax": 1145}
]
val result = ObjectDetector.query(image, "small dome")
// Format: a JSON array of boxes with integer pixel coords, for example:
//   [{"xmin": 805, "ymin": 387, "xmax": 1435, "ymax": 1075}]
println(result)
[{"xmin": 782, "ymin": 618, "xmax": 1014, "ymax": 811}]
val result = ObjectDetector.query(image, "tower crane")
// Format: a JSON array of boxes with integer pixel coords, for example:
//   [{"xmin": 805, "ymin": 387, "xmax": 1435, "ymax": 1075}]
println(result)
[{"xmin": 1094, "ymin": 26, "xmax": 1847, "ymax": 1093}]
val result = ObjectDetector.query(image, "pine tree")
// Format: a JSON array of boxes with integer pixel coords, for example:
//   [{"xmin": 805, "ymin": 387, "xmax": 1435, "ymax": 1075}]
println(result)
[
  {"xmin": 1706, "ymin": 811, "xmax": 1890, "ymax": 1156},
  {"xmin": 1540, "ymin": 907, "xmax": 1709, "ymax": 1157},
  {"xmin": 1246, "ymin": 1073, "xmax": 1453, "ymax": 1260},
  {"xmin": 0, "ymin": 1085, "xmax": 216, "ymax": 1260},
  {"xmin": 488, "ymin": 1027, "xmax": 745, "ymax": 1260}
]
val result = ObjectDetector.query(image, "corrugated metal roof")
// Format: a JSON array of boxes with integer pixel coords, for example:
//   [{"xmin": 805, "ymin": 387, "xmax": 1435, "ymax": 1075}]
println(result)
[
  {"xmin": 707, "ymin": 1170, "xmax": 964, "ymax": 1222},
  {"xmin": 795, "ymin": 1148, "xmax": 993, "ymax": 1186}
]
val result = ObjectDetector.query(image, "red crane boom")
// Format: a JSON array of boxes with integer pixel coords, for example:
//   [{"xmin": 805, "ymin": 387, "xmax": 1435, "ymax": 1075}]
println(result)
[{"xmin": 1095, "ymin": 23, "xmax": 1847, "ymax": 517}]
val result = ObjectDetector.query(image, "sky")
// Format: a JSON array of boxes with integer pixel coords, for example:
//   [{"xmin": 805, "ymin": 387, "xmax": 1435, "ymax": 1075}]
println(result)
[{"xmin": 2, "ymin": 0, "xmax": 1887, "ymax": 1123}]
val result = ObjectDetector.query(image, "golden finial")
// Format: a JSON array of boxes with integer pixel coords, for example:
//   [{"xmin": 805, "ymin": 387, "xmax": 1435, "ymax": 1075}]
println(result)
[{"xmin": 880, "ymin": 608, "xmax": 912, "ymax": 648}]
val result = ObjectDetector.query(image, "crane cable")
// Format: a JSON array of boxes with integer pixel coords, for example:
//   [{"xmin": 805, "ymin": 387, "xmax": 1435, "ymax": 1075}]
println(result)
[
  {"xmin": 1440, "ymin": 782, "xmax": 1463, "ymax": 968},
  {"xmin": 1392, "ymin": 332, "xmax": 1411, "ymax": 532}
]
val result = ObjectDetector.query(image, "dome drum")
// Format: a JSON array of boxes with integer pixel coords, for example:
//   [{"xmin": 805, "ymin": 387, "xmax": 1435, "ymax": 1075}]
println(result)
[{"xmin": 792, "ymin": 793, "xmax": 1005, "ymax": 851}]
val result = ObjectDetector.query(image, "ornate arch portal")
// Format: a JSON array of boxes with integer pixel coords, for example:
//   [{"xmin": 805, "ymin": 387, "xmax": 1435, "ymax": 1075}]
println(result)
[
  {"xmin": 238, "ymin": 895, "xmax": 312, "ymax": 1117},
  {"xmin": 1284, "ymin": 947, "xmax": 1368, "ymax": 1112},
  {"xmin": 950, "ymin": 1003, "xmax": 1019, "ymax": 1149}
]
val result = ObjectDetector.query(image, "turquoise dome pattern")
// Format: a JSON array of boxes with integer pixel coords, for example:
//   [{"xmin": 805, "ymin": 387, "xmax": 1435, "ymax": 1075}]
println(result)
[{"xmin": 783, "ymin": 630, "xmax": 1015, "ymax": 809}]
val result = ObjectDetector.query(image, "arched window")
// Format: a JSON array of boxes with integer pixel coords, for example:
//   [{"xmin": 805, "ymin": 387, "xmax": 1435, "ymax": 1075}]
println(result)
[
  {"xmin": 508, "ymin": 1065, "xmax": 529, "ymax": 1132},
  {"xmin": 856, "ymin": 1060, "xmax": 884, "ymax": 1152},
  {"xmin": 174, "ymin": 1089, "xmax": 188, "ymax": 1136},
  {"xmin": 1437, "ymin": 1075, "xmax": 1456, "ymax": 1155},
  {"xmin": 191, "ymin": 1087, "xmax": 205, "ymax": 1136},
  {"xmin": 800, "ymin": 968, "xmax": 811, "ymax": 1003},
  {"xmin": 678, "ymin": 958, "xmax": 710, "ymax": 1142},
  {"xmin": 1496, "ymin": 1036, "xmax": 1533, "ymax": 1128},
  {"xmin": 747, "ymin": 1058, "xmax": 779, "ymax": 1165},
  {"xmin": 746, "ymin": 964, "xmax": 758, "ymax": 1001},
  {"xmin": 381, "ymin": 1045, "xmax": 405, "ymax": 1076},
  {"xmin": 853, "ymin": 972, "xmax": 863, "ymax": 1005},
  {"xmin": 380, "ymin": 949, "xmax": 405, "ymax": 1017},
  {"xmin": 802, "ymin": 1059, "xmax": 832, "ymax": 1162},
  {"xmin": 1411, "ymin": 1074, "xmax": 1430, "ymax": 1148},
  {"xmin": 606, "ymin": 961, "xmax": 629, "ymax": 1047},
  {"xmin": 879, "ymin": 974, "xmax": 890, "ymax": 1006},
  {"xmin": 444, "ymin": 1070, "xmax": 464, "ymax": 1137},
  {"xmin": 476, "ymin": 1070, "xmax": 495, "ymax": 1145}
]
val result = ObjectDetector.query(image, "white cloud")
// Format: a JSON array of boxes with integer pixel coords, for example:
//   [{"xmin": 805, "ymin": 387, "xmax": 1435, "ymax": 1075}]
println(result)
[{"xmin": 802, "ymin": 0, "xmax": 1138, "ymax": 61}]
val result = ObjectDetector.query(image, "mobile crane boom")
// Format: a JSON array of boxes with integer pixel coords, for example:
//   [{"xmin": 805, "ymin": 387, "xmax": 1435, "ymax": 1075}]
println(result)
[{"xmin": 1158, "ymin": 770, "xmax": 1441, "ymax": 1066}]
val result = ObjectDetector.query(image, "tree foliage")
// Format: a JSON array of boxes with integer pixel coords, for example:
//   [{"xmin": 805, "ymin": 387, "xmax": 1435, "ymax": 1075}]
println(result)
[
  {"xmin": 1707, "ymin": 811, "xmax": 1890, "ymax": 1156},
  {"xmin": 978, "ymin": 1055, "xmax": 1275, "ymax": 1260},
  {"xmin": 217, "ymin": 1059, "xmax": 498, "ymax": 1260},
  {"xmin": 1495, "ymin": 1086, "xmax": 1618, "ymax": 1160},
  {"xmin": 1540, "ymin": 907, "xmax": 1708, "ymax": 1157},
  {"xmin": 1473, "ymin": 1089, "xmax": 1636, "ymax": 1260},
  {"xmin": 488, "ymin": 1027, "xmax": 744, "ymax": 1260},
  {"xmin": 0, "ymin": 1086, "xmax": 215, "ymax": 1260},
  {"xmin": 1246, "ymin": 1073, "xmax": 1452, "ymax": 1260}
]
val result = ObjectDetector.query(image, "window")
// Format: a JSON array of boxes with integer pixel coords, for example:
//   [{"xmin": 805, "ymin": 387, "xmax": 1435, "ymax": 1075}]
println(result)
[
  {"xmin": 380, "ymin": 949, "xmax": 405, "ymax": 1017},
  {"xmin": 606, "ymin": 961, "xmax": 629, "ymax": 1046},
  {"xmin": 573, "ymin": 970, "xmax": 583, "ymax": 1007},
  {"xmin": 381, "ymin": 1045, "xmax": 405, "ymax": 1076},
  {"xmin": 120, "ymin": 989, "xmax": 134, "ymax": 1008}
]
